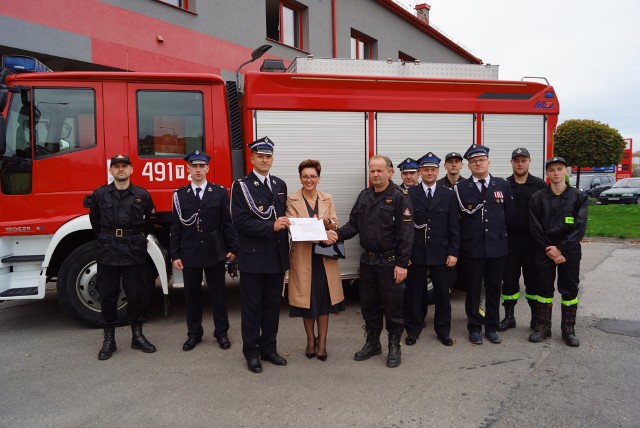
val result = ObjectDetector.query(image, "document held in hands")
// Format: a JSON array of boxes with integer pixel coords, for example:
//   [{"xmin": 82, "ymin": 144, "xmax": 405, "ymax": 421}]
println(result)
[{"xmin": 288, "ymin": 217, "xmax": 328, "ymax": 242}]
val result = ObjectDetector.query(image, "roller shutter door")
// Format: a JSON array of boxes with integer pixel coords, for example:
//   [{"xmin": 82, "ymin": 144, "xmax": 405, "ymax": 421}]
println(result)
[
  {"xmin": 482, "ymin": 115, "xmax": 547, "ymax": 179},
  {"xmin": 254, "ymin": 110, "xmax": 368, "ymax": 278},
  {"xmin": 376, "ymin": 113, "xmax": 475, "ymax": 169}
]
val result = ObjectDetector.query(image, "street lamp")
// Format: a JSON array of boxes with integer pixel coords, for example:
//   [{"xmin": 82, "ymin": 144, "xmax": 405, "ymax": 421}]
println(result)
[{"xmin": 235, "ymin": 44, "xmax": 272, "ymax": 91}]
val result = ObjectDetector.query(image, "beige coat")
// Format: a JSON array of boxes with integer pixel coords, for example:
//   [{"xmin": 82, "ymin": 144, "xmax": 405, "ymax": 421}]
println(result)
[{"xmin": 286, "ymin": 188, "xmax": 344, "ymax": 309}]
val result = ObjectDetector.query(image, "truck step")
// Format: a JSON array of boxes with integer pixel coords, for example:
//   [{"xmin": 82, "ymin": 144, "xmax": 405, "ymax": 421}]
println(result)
[
  {"xmin": 1, "ymin": 255, "xmax": 45, "ymax": 263},
  {"xmin": 0, "ymin": 287, "xmax": 38, "ymax": 297}
]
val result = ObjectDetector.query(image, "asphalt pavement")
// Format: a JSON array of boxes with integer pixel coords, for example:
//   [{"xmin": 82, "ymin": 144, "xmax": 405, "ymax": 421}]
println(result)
[{"xmin": 1, "ymin": 239, "xmax": 639, "ymax": 427}]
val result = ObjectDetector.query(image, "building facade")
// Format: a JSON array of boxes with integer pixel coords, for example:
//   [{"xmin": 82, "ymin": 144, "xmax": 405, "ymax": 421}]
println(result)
[{"xmin": 0, "ymin": 0, "xmax": 480, "ymax": 80}]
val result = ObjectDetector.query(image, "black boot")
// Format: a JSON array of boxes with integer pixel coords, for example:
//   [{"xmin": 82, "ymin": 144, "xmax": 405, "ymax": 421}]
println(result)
[
  {"xmin": 98, "ymin": 327, "xmax": 117, "ymax": 360},
  {"xmin": 528, "ymin": 302, "xmax": 552, "ymax": 343},
  {"xmin": 498, "ymin": 301, "xmax": 516, "ymax": 331},
  {"xmin": 561, "ymin": 305, "xmax": 580, "ymax": 347},
  {"xmin": 527, "ymin": 299, "xmax": 537, "ymax": 330},
  {"xmin": 354, "ymin": 328, "xmax": 382, "ymax": 361},
  {"xmin": 131, "ymin": 324, "xmax": 156, "ymax": 353},
  {"xmin": 386, "ymin": 333, "xmax": 402, "ymax": 368}
]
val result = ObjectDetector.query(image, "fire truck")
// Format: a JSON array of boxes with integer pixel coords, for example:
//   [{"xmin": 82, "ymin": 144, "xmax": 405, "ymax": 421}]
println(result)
[{"xmin": 0, "ymin": 55, "xmax": 559, "ymax": 327}]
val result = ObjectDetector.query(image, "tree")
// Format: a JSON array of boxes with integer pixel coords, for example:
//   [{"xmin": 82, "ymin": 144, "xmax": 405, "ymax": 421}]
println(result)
[{"xmin": 554, "ymin": 119, "xmax": 626, "ymax": 187}]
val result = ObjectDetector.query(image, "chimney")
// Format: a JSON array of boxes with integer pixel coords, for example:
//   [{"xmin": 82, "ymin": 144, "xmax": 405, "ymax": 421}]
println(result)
[{"xmin": 415, "ymin": 3, "xmax": 430, "ymax": 25}]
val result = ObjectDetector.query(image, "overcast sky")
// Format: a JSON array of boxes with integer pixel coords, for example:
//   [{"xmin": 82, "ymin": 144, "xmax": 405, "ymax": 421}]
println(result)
[{"xmin": 404, "ymin": 0, "xmax": 640, "ymax": 151}]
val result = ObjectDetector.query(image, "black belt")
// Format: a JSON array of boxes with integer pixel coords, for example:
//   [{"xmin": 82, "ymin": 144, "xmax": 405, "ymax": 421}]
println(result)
[
  {"xmin": 101, "ymin": 227, "xmax": 144, "ymax": 237},
  {"xmin": 366, "ymin": 250, "xmax": 396, "ymax": 261}
]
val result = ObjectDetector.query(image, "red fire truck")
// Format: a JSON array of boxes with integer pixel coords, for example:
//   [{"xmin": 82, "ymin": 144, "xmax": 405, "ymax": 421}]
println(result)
[{"xmin": 0, "ymin": 56, "xmax": 559, "ymax": 326}]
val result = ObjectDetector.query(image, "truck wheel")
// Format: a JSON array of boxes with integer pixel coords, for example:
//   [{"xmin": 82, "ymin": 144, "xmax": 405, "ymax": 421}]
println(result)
[{"xmin": 56, "ymin": 241, "xmax": 127, "ymax": 328}]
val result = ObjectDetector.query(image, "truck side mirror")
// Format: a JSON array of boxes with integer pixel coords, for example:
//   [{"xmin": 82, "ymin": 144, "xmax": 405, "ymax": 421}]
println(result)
[{"xmin": 0, "ymin": 115, "xmax": 6, "ymax": 155}]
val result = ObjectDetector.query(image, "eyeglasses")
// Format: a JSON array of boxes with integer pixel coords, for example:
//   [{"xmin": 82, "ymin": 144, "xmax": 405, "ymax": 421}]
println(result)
[
  {"xmin": 469, "ymin": 158, "xmax": 488, "ymax": 165},
  {"xmin": 300, "ymin": 175, "xmax": 319, "ymax": 181}
]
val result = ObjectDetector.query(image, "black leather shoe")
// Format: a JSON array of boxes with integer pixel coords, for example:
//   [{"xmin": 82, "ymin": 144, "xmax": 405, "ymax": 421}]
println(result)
[
  {"xmin": 469, "ymin": 332, "xmax": 483, "ymax": 345},
  {"xmin": 247, "ymin": 358, "xmax": 262, "ymax": 373},
  {"xmin": 405, "ymin": 335, "xmax": 417, "ymax": 346},
  {"xmin": 439, "ymin": 336, "xmax": 454, "ymax": 346},
  {"xmin": 217, "ymin": 336, "xmax": 231, "ymax": 350},
  {"xmin": 485, "ymin": 331, "xmax": 502, "ymax": 344},
  {"xmin": 182, "ymin": 337, "xmax": 201, "ymax": 351},
  {"xmin": 260, "ymin": 352, "xmax": 288, "ymax": 366}
]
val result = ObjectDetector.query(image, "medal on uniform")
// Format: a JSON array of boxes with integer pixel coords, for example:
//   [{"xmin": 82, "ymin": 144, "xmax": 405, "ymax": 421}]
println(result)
[{"xmin": 253, "ymin": 181, "xmax": 259, "ymax": 187}]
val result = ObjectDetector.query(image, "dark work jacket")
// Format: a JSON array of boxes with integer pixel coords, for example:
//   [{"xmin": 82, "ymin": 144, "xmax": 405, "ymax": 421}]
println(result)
[
  {"xmin": 529, "ymin": 185, "xmax": 588, "ymax": 254},
  {"xmin": 437, "ymin": 175, "xmax": 466, "ymax": 190},
  {"xmin": 454, "ymin": 175, "xmax": 515, "ymax": 259},
  {"xmin": 230, "ymin": 171, "xmax": 289, "ymax": 274},
  {"xmin": 337, "ymin": 180, "xmax": 414, "ymax": 268},
  {"xmin": 506, "ymin": 173, "xmax": 546, "ymax": 235},
  {"xmin": 89, "ymin": 182, "xmax": 155, "ymax": 266},
  {"xmin": 409, "ymin": 184, "xmax": 460, "ymax": 266},
  {"xmin": 170, "ymin": 182, "xmax": 238, "ymax": 268}
]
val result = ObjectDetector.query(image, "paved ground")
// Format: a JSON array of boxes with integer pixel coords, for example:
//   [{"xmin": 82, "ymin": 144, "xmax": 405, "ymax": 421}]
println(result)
[{"xmin": 1, "ymin": 239, "xmax": 639, "ymax": 427}]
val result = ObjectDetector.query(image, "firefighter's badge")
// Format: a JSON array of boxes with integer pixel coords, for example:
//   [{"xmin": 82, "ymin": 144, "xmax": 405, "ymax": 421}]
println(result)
[
  {"xmin": 403, "ymin": 208, "xmax": 411, "ymax": 218},
  {"xmin": 253, "ymin": 181, "xmax": 260, "ymax": 187}
]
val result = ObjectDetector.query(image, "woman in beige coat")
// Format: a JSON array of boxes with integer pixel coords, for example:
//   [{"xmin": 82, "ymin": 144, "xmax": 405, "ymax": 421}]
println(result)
[{"xmin": 286, "ymin": 159, "xmax": 345, "ymax": 361}]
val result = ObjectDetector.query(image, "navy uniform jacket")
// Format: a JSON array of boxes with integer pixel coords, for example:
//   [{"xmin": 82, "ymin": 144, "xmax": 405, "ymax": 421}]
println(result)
[
  {"xmin": 337, "ymin": 180, "xmax": 414, "ymax": 268},
  {"xmin": 454, "ymin": 175, "xmax": 515, "ymax": 259},
  {"xmin": 506, "ymin": 173, "xmax": 546, "ymax": 235},
  {"xmin": 230, "ymin": 171, "xmax": 290, "ymax": 274},
  {"xmin": 170, "ymin": 182, "xmax": 238, "ymax": 268},
  {"xmin": 89, "ymin": 182, "xmax": 155, "ymax": 266},
  {"xmin": 409, "ymin": 184, "xmax": 460, "ymax": 266}
]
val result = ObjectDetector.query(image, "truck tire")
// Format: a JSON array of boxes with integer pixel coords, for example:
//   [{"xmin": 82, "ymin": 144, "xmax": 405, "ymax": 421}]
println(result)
[{"xmin": 56, "ymin": 241, "xmax": 127, "ymax": 328}]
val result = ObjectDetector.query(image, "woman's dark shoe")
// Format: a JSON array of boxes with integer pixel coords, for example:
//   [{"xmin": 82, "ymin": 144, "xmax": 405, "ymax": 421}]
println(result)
[
  {"xmin": 305, "ymin": 337, "xmax": 317, "ymax": 359},
  {"xmin": 317, "ymin": 337, "xmax": 327, "ymax": 361}
]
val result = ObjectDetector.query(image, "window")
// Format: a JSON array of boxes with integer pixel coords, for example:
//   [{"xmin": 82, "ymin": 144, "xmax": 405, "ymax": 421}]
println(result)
[
  {"xmin": 136, "ymin": 91, "xmax": 204, "ymax": 157},
  {"xmin": 399, "ymin": 51, "xmax": 417, "ymax": 62},
  {"xmin": 351, "ymin": 31, "xmax": 375, "ymax": 59},
  {"xmin": 1, "ymin": 87, "xmax": 96, "ymax": 194},
  {"xmin": 158, "ymin": 0, "xmax": 194, "ymax": 12},
  {"xmin": 266, "ymin": 0, "xmax": 305, "ymax": 49}
]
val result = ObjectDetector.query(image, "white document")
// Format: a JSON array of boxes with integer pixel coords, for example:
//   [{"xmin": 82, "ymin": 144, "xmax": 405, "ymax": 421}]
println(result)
[{"xmin": 288, "ymin": 217, "xmax": 328, "ymax": 242}]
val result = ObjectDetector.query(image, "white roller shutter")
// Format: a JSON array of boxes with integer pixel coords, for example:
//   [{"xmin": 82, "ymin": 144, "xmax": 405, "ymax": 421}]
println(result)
[
  {"xmin": 254, "ymin": 110, "xmax": 368, "ymax": 278},
  {"xmin": 482, "ymin": 115, "xmax": 547, "ymax": 179},
  {"xmin": 376, "ymin": 113, "xmax": 475, "ymax": 170}
]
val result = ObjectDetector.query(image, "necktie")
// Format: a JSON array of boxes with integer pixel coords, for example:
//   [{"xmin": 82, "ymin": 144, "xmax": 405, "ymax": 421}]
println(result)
[
  {"xmin": 426, "ymin": 187, "xmax": 433, "ymax": 206},
  {"xmin": 478, "ymin": 179, "xmax": 487, "ymax": 197},
  {"xmin": 195, "ymin": 187, "xmax": 202, "ymax": 199},
  {"xmin": 264, "ymin": 177, "xmax": 272, "ymax": 193}
]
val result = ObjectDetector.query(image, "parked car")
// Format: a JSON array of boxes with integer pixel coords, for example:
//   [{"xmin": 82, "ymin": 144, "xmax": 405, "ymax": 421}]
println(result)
[
  {"xmin": 570, "ymin": 174, "xmax": 616, "ymax": 193},
  {"xmin": 597, "ymin": 178, "xmax": 640, "ymax": 205},
  {"xmin": 585, "ymin": 182, "xmax": 614, "ymax": 198}
]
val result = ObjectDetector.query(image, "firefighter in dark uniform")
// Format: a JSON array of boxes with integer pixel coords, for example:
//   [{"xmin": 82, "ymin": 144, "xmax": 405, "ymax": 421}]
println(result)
[
  {"xmin": 330, "ymin": 155, "xmax": 413, "ymax": 368},
  {"xmin": 230, "ymin": 137, "xmax": 290, "ymax": 373},
  {"xmin": 437, "ymin": 151, "xmax": 466, "ymax": 189},
  {"xmin": 528, "ymin": 156, "xmax": 587, "ymax": 347},
  {"xmin": 454, "ymin": 144, "xmax": 514, "ymax": 345},
  {"xmin": 170, "ymin": 150, "xmax": 239, "ymax": 352},
  {"xmin": 405, "ymin": 152, "xmax": 459, "ymax": 347},
  {"xmin": 90, "ymin": 154, "xmax": 156, "ymax": 360},
  {"xmin": 498, "ymin": 148, "xmax": 547, "ymax": 332},
  {"xmin": 397, "ymin": 157, "xmax": 420, "ymax": 190}
]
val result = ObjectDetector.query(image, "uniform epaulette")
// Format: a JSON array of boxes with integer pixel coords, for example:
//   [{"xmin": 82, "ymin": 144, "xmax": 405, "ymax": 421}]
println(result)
[{"xmin": 216, "ymin": 184, "xmax": 226, "ymax": 189}]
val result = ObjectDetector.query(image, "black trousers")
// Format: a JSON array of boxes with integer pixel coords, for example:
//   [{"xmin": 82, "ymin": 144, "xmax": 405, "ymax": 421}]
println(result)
[
  {"xmin": 534, "ymin": 249, "xmax": 581, "ymax": 301},
  {"xmin": 459, "ymin": 256, "xmax": 506, "ymax": 334},
  {"xmin": 240, "ymin": 272, "xmax": 284, "ymax": 360},
  {"xmin": 405, "ymin": 264, "xmax": 452, "ymax": 338},
  {"xmin": 97, "ymin": 263, "xmax": 146, "ymax": 327},
  {"xmin": 502, "ymin": 234, "xmax": 540, "ymax": 301},
  {"xmin": 183, "ymin": 264, "xmax": 229, "ymax": 339},
  {"xmin": 359, "ymin": 263, "xmax": 404, "ymax": 335}
]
